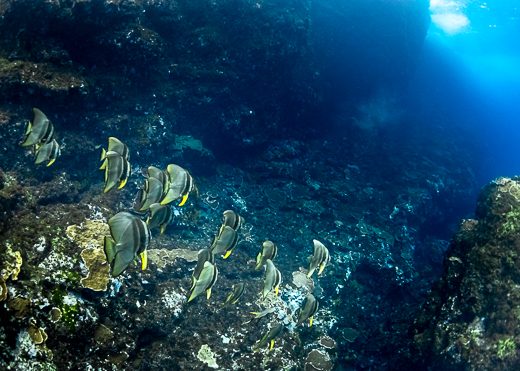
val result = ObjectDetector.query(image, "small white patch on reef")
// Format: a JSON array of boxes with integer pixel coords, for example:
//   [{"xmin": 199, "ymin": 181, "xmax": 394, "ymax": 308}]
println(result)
[
  {"xmin": 161, "ymin": 289, "xmax": 184, "ymax": 318},
  {"xmin": 221, "ymin": 335, "xmax": 230, "ymax": 344},
  {"xmin": 197, "ymin": 344, "xmax": 218, "ymax": 369},
  {"xmin": 34, "ymin": 236, "xmax": 46, "ymax": 253}
]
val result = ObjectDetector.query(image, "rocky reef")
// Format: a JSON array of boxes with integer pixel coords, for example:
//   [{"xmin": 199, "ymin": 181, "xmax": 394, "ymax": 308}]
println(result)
[
  {"xmin": 0, "ymin": 0, "xmax": 495, "ymax": 370},
  {"xmin": 402, "ymin": 177, "xmax": 520, "ymax": 370}
]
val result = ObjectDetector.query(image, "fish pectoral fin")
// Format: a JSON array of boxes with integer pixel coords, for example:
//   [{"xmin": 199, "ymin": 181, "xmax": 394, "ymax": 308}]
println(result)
[
  {"xmin": 206, "ymin": 287, "xmax": 212, "ymax": 299},
  {"xmin": 309, "ymin": 317, "xmax": 313, "ymax": 327},
  {"xmin": 160, "ymin": 225, "xmax": 166, "ymax": 234},
  {"xmin": 318, "ymin": 264, "xmax": 326, "ymax": 275},
  {"xmin": 270, "ymin": 339, "xmax": 275, "ymax": 350},
  {"xmin": 275, "ymin": 287, "xmax": 279, "ymax": 297},
  {"xmin": 250, "ymin": 312, "xmax": 259, "ymax": 315},
  {"xmin": 47, "ymin": 158, "xmax": 56, "ymax": 167},
  {"xmin": 141, "ymin": 251, "xmax": 148, "ymax": 271},
  {"xmin": 223, "ymin": 250, "xmax": 232, "ymax": 259}
]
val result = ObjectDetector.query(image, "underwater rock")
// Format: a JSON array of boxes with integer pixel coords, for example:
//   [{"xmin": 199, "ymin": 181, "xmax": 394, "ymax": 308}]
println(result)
[
  {"xmin": 93, "ymin": 324, "xmax": 114, "ymax": 346},
  {"xmin": 404, "ymin": 177, "xmax": 520, "ymax": 370},
  {"xmin": 80, "ymin": 247, "xmax": 110, "ymax": 292}
]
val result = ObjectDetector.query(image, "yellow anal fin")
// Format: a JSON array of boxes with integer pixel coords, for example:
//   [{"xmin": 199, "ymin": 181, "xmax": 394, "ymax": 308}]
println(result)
[
  {"xmin": 47, "ymin": 158, "xmax": 56, "ymax": 167},
  {"xmin": 223, "ymin": 250, "xmax": 232, "ymax": 259},
  {"xmin": 207, "ymin": 288, "xmax": 212, "ymax": 300},
  {"xmin": 178, "ymin": 194, "xmax": 189, "ymax": 206},
  {"xmin": 309, "ymin": 317, "xmax": 313, "ymax": 327},
  {"xmin": 250, "ymin": 312, "xmax": 259, "ymax": 315},
  {"xmin": 119, "ymin": 178, "xmax": 128, "ymax": 189},
  {"xmin": 318, "ymin": 264, "xmax": 326, "ymax": 275},
  {"xmin": 141, "ymin": 251, "xmax": 148, "ymax": 270},
  {"xmin": 275, "ymin": 286, "xmax": 279, "ymax": 297},
  {"xmin": 160, "ymin": 225, "xmax": 166, "ymax": 234},
  {"xmin": 270, "ymin": 339, "xmax": 275, "ymax": 350}
]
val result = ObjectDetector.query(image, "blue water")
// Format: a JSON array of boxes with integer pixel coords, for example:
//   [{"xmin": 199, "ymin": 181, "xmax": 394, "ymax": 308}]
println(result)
[{"xmin": 408, "ymin": 0, "xmax": 520, "ymax": 186}]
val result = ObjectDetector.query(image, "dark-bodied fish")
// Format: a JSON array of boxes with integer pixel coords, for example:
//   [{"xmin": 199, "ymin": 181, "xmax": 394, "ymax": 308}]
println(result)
[
  {"xmin": 147, "ymin": 166, "xmax": 169, "ymax": 196},
  {"xmin": 254, "ymin": 240, "xmax": 277, "ymax": 271},
  {"xmin": 146, "ymin": 203, "xmax": 174, "ymax": 233},
  {"xmin": 99, "ymin": 137, "xmax": 131, "ymax": 193},
  {"xmin": 161, "ymin": 164, "xmax": 194, "ymax": 206},
  {"xmin": 101, "ymin": 151, "xmax": 130, "ymax": 193},
  {"xmin": 104, "ymin": 212, "xmax": 151, "ymax": 276},
  {"xmin": 262, "ymin": 259, "xmax": 282, "ymax": 299},
  {"xmin": 211, "ymin": 225, "xmax": 239, "ymax": 259},
  {"xmin": 220, "ymin": 283, "xmax": 245, "ymax": 309},
  {"xmin": 307, "ymin": 239, "xmax": 330, "ymax": 278},
  {"xmin": 34, "ymin": 139, "xmax": 60, "ymax": 166},
  {"xmin": 244, "ymin": 307, "xmax": 278, "ymax": 325},
  {"xmin": 139, "ymin": 177, "xmax": 164, "ymax": 211},
  {"xmin": 188, "ymin": 261, "xmax": 218, "ymax": 302},
  {"xmin": 222, "ymin": 210, "xmax": 244, "ymax": 231},
  {"xmin": 100, "ymin": 137, "xmax": 129, "ymax": 162},
  {"xmin": 296, "ymin": 294, "xmax": 319, "ymax": 326},
  {"xmin": 191, "ymin": 249, "xmax": 215, "ymax": 289},
  {"xmin": 252, "ymin": 323, "xmax": 283, "ymax": 351},
  {"xmin": 21, "ymin": 108, "xmax": 53, "ymax": 147}
]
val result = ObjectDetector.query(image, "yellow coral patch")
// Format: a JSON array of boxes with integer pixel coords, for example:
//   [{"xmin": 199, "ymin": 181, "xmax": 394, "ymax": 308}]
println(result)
[
  {"xmin": 1, "ymin": 247, "xmax": 22, "ymax": 281},
  {"xmin": 80, "ymin": 248, "xmax": 110, "ymax": 292}
]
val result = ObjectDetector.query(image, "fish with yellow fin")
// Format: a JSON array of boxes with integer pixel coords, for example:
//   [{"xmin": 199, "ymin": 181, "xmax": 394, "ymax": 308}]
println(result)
[
  {"xmin": 307, "ymin": 239, "xmax": 330, "ymax": 278},
  {"xmin": 252, "ymin": 323, "xmax": 283, "ymax": 351},
  {"xmin": 261, "ymin": 259, "xmax": 281, "ymax": 299},
  {"xmin": 104, "ymin": 212, "xmax": 150, "ymax": 276},
  {"xmin": 21, "ymin": 108, "xmax": 61, "ymax": 166},
  {"xmin": 99, "ymin": 137, "xmax": 130, "ymax": 193},
  {"xmin": 296, "ymin": 294, "xmax": 319, "ymax": 326}
]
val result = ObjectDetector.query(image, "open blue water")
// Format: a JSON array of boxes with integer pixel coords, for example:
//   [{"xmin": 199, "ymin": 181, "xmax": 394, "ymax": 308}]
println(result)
[{"xmin": 408, "ymin": 0, "xmax": 520, "ymax": 186}]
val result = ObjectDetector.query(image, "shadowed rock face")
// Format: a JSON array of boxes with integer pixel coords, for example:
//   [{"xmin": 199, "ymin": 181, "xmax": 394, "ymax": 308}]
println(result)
[
  {"xmin": 400, "ymin": 177, "xmax": 520, "ymax": 371},
  {"xmin": 0, "ymin": 0, "xmax": 430, "ymax": 159}
]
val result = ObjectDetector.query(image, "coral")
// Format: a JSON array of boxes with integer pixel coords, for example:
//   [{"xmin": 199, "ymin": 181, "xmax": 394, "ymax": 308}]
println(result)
[
  {"xmin": 1, "ymin": 246, "xmax": 22, "ymax": 281},
  {"xmin": 80, "ymin": 247, "xmax": 110, "ymax": 291},
  {"xmin": 27, "ymin": 325, "xmax": 47, "ymax": 345},
  {"xmin": 197, "ymin": 344, "xmax": 218, "ymax": 369},
  {"xmin": 147, "ymin": 248, "xmax": 198, "ymax": 269},
  {"xmin": 305, "ymin": 349, "xmax": 333, "ymax": 371},
  {"xmin": 319, "ymin": 336, "xmax": 337, "ymax": 349},
  {"xmin": 292, "ymin": 269, "xmax": 315, "ymax": 292},
  {"xmin": 66, "ymin": 220, "xmax": 109, "ymax": 249},
  {"xmin": 0, "ymin": 277, "xmax": 7, "ymax": 301},
  {"xmin": 173, "ymin": 135, "xmax": 213, "ymax": 156},
  {"xmin": 50, "ymin": 308, "xmax": 61, "ymax": 323},
  {"xmin": 7, "ymin": 297, "xmax": 31, "ymax": 318},
  {"xmin": 342, "ymin": 328, "xmax": 358, "ymax": 343}
]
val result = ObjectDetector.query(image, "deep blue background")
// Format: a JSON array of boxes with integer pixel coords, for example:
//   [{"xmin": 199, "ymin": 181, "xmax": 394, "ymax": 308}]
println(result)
[{"xmin": 406, "ymin": 0, "xmax": 520, "ymax": 186}]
